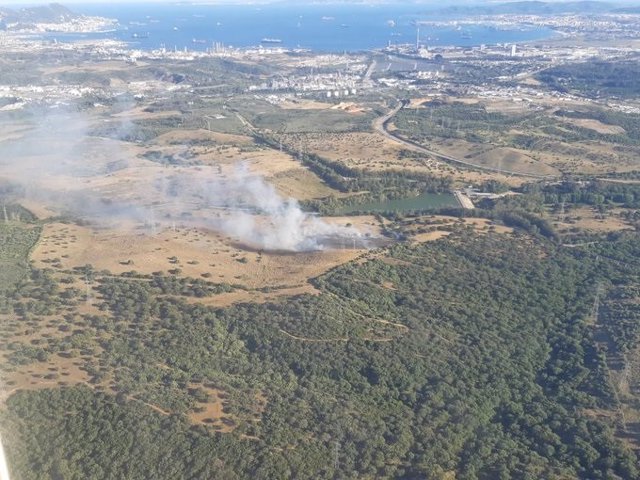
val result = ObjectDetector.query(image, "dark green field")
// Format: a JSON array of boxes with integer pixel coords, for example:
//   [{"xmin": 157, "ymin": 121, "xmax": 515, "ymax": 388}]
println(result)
[{"xmin": 2, "ymin": 213, "xmax": 640, "ymax": 478}]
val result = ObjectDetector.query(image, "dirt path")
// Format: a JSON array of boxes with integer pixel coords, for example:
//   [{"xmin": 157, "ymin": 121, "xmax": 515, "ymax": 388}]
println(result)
[
  {"xmin": 373, "ymin": 319, "xmax": 409, "ymax": 331},
  {"xmin": 128, "ymin": 395, "xmax": 171, "ymax": 416}
]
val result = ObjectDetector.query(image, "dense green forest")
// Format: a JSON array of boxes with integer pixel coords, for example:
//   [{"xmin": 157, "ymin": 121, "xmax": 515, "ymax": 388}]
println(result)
[
  {"xmin": 536, "ymin": 61, "xmax": 640, "ymax": 99},
  {"xmin": 1, "ymin": 215, "xmax": 640, "ymax": 478}
]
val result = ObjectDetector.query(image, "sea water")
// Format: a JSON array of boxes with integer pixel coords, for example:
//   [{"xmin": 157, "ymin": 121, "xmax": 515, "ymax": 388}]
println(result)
[{"xmin": 43, "ymin": 3, "xmax": 556, "ymax": 53}]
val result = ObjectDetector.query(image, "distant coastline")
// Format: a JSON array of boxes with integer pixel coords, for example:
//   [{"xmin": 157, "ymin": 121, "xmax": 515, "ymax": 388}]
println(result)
[{"xmin": 19, "ymin": 3, "xmax": 556, "ymax": 53}]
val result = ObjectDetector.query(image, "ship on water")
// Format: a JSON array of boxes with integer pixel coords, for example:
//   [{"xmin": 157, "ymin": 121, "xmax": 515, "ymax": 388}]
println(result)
[{"xmin": 260, "ymin": 38, "xmax": 282, "ymax": 44}]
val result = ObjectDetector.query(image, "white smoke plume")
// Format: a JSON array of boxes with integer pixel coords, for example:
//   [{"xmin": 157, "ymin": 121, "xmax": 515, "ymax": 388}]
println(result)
[
  {"xmin": 0, "ymin": 107, "xmax": 364, "ymax": 252},
  {"xmin": 189, "ymin": 165, "xmax": 357, "ymax": 251}
]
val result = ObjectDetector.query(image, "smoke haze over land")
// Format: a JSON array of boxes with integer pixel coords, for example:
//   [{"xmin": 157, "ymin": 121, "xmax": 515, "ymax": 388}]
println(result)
[{"xmin": 0, "ymin": 108, "xmax": 363, "ymax": 251}]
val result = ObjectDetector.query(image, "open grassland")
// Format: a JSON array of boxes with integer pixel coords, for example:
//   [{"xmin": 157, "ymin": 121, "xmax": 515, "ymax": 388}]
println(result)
[
  {"xmin": 30, "ymin": 217, "xmax": 381, "ymax": 293},
  {"xmin": 141, "ymin": 127, "xmax": 337, "ymax": 200},
  {"xmin": 558, "ymin": 116, "xmax": 627, "ymax": 135},
  {"xmin": 400, "ymin": 215, "xmax": 514, "ymax": 241},
  {"xmin": 9, "ymin": 99, "xmax": 341, "ymax": 203},
  {"xmin": 551, "ymin": 206, "xmax": 636, "ymax": 234},
  {"xmin": 228, "ymin": 95, "xmax": 375, "ymax": 134},
  {"xmin": 393, "ymin": 97, "xmax": 640, "ymax": 178},
  {"xmin": 281, "ymin": 131, "xmax": 529, "ymax": 188}
]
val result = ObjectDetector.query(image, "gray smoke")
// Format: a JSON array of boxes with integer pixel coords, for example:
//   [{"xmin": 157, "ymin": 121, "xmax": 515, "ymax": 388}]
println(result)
[{"xmin": 0, "ymin": 108, "xmax": 363, "ymax": 251}]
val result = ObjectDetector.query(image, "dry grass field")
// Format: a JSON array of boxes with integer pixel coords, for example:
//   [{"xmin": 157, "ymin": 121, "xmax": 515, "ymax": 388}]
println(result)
[
  {"xmin": 142, "ymin": 128, "xmax": 338, "ymax": 200},
  {"xmin": 282, "ymin": 131, "xmax": 529, "ymax": 187},
  {"xmin": 393, "ymin": 96, "xmax": 640, "ymax": 178},
  {"xmin": 431, "ymin": 139, "xmax": 562, "ymax": 177},
  {"xmin": 400, "ymin": 215, "xmax": 514, "ymax": 242},
  {"xmin": 1, "ymin": 353, "xmax": 92, "ymax": 402},
  {"xmin": 552, "ymin": 206, "xmax": 635, "ymax": 234},
  {"xmin": 31, "ymin": 217, "xmax": 381, "ymax": 292},
  {"xmin": 558, "ymin": 116, "xmax": 626, "ymax": 135}
]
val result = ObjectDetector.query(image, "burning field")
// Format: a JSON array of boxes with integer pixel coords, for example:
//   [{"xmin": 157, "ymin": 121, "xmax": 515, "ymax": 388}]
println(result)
[
  {"xmin": 1, "ymin": 106, "xmax": 388, "ymax": 306},
  {"xmin": 0, "ymin": 108, "xmax": 377, "ymax": 253}
]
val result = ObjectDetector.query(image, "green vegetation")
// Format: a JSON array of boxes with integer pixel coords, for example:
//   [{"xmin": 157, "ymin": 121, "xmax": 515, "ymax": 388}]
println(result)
[
  {"xmin": 297, "ymin": 150, "xmax": 451, "ymax": 196},
  {"xmin": 0, "ymin": 214, "xmax": 40, "ymax": 295},
  {"xmin": 553, "ymin": 108, "xmax": 640, "ymax": 145},
  {"xmin": 395, "ymin": 101, "xmax": 526, "ymax": 145},
  {"xmin": 392, "ymin": 101, "xmax": 640, "ymax": 176},
  {"xmin": 5, "ymin": 33, "xmax": 640, "ymax": 480},
  {"xmin": 253, "ymin": 131, "xmax": 453, "ymax": 215},
  {"xmin": 2, "ymin": 218, "xmax": 640, "ymax": 478},
  {"xmin": 332, "ymin": 192, "xmax": 459, "ymax": 214},
  {"xmin": 592, "ymin": 238, "xmax": 640, "ymax": 353},
  {"xmin": 230, "ymin": 97, "xmax": 375, "ymax": 134},
  {"xmin": 523, "ymin": 180, "xmax": 640, "ymax": 209},
  {"xmin": 536, "ymin": 61, "xmax": 640, "ymax": 99},
  {"xmin": 2, "ymin": 387, "xmax": 257, "ymax": 480},
  {"xmin": 394, "ymin": 101, "xmax": 639, "ymax": 149}
]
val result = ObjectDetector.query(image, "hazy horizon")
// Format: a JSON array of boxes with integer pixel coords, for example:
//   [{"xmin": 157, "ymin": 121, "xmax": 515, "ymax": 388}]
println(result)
[{"xmin": 4, "ymin": 0, "xmax": 640, "ymax": 7}]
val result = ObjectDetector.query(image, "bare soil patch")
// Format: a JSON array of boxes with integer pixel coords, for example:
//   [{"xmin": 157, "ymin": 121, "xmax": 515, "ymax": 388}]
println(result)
[
  {"xmin": 330, "ymin": 102, "xmax": 367, "ymax": 114},
  {"xmin": 188, "ymin": 384, "xmax": 266, "ymax": 432},
  {"xmin": 559, "ymin": 117, "xmax": 626, "ymax": 135},
  {"xmin": 279, "ymin": 99, "xmax": 333, "ymax": 110},
  {"xmin": 1, "ymin": 355, "xmax": 92, "ymax": 402}
]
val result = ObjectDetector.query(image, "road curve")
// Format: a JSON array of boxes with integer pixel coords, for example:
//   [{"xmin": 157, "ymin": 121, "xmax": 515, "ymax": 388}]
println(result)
[{"xmin": 373, "ymin": 101, "xmax": 557, "ymax": 180}]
